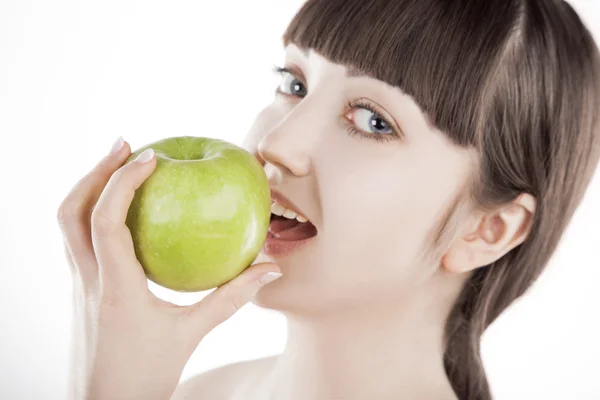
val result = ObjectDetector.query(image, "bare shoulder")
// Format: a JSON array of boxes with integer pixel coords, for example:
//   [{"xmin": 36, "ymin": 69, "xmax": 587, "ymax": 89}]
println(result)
[{"xmin": 171, "ymin": 356, "xmax": 278, "ymax": 400}]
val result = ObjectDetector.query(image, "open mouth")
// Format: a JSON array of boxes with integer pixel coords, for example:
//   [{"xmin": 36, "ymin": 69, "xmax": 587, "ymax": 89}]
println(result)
[
  {"xmin": 268, "ymin": 214, "xmax": 318, "ymax": 241},
  {"xmin": 263, "ymin": 190, "xmax": 318, "ymax": 256}
]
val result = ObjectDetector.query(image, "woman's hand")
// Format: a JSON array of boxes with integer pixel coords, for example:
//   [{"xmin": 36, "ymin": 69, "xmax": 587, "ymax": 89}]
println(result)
[{"xmin": 57, "ymin": 137, "xmax": 281, "ymax": 400}]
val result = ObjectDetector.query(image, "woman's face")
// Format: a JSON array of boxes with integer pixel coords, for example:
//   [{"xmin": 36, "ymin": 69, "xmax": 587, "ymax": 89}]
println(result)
[{"xmin": 244, "ymin": 44, "xmax": 476, "ymax": 314}]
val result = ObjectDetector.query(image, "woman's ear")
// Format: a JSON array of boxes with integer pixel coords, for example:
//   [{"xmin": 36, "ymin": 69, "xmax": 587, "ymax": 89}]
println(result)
[{"xmin": 442, "ymin": 193, "xmax": 536, "ymax": 274}]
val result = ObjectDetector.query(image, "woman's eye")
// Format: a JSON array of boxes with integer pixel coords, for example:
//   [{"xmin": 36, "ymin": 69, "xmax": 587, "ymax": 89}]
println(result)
[
  {"xmin": 272, "ymin": 66, "xmax": 399, "ymax": 142},
  {"xmin": 350, "ymin": 108, "xmax": 394, "ymax": 135},
  {"xmin": 278, "ymin": 72, "xmax": 307, "ymax": 97}
]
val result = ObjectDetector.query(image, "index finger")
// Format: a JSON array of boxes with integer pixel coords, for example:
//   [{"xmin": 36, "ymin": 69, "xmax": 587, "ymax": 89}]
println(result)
[{"xmin": 90, "ymin": 148, "xmax": 157, "ymax": 297}]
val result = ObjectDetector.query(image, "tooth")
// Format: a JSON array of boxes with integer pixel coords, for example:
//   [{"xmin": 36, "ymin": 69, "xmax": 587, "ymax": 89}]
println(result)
[
  {"xmin": 283, "ymin": 209, "xmax": 297, "ymax": 219},
  {"xmin": 296, "ymin": 215, "xmax": 308, "ymax": 223},
  {"xmin": 271, "ymin": 203, "xmax": 285, "ymax": 216}
]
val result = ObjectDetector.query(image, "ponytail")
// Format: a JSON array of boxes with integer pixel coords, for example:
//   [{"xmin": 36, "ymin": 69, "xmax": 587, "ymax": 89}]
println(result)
[{"xmin": 443, "ymin": 268, "xmax": 492, "ymax": 400}]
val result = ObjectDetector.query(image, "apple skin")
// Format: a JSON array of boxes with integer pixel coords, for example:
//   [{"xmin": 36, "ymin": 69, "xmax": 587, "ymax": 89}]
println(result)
[{"xmin": 123, "ymin": 136, "xmax": 271, "ymax": 292}]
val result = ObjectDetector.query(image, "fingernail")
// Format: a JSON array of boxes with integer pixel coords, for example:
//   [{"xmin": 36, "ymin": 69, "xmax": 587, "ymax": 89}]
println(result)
[
  {"xmin": 259, "ymin": 271, "xmax": 282, "ymax": 285},
  {"xmin": 135, "ymin": 148, "xmax": 154, "ymax": 163},
  {"xmin": 110, "ymin": 136, "xmax": 124, "ymax": 155}
]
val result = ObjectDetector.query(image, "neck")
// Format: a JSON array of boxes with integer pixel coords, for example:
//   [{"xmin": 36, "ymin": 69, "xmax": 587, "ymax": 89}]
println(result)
[{"xmin": 257, "ymin": 287, "xmax": 459, "ymax": 400}]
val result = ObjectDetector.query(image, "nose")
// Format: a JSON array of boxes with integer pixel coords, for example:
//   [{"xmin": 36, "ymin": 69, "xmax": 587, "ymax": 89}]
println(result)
[{"xmin": 257, "ymin": 105, "xmax": 314, "ymax": 177}]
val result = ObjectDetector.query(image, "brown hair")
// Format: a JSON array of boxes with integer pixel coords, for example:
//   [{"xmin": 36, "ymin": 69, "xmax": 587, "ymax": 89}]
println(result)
[{"xmin": 281, "ymin": 0, "xmax": 600, "ymax": 398}]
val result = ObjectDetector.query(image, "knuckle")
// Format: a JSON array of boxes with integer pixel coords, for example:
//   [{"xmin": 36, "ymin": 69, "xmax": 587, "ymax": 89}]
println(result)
[
  {"xmin": 213, "ymin": 284, "xmax": 244, "ymax": 314},
  {"xmin": 90, "ymin": 210, "xmax": 117, "ymax": 237},
  {"xmin": 99, "ymin": 293, "xmax": 121, "ymax": 309},
  {"xmin": 57, "ymin": 200, "xmax": 79, "ymax": 227},
  {"xmin": 228, "ymin": 291, "xmax": 247, "ymax": 313},
  {"xmin": 98, "ymin": 284, "xmax": 126, "ymax": 309},
  {"xmin": 109, "ymin": 166, "xmax": 128, "ymax": 185}
]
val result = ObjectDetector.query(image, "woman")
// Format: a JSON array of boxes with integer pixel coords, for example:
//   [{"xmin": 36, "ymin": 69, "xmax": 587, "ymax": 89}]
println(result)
[{"xmin": 59, "ymin": 0, "xmax": 600, "ymax": 399}]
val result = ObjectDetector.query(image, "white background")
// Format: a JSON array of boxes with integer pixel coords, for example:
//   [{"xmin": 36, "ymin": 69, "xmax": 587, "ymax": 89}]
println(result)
[{"xmin": 1, "ymin": 1, "xmax": 599, "ymax": 399}]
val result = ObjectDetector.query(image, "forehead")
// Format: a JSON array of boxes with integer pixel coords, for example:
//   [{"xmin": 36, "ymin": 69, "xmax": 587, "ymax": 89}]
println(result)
[{"xmin": 284, "ymin": 43, "xmax": 373, "ymax": 80}]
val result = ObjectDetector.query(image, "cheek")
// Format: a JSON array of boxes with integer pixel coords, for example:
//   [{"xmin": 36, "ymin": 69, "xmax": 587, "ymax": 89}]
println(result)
[
  {"xmin": 323, "ymin": 150, "xmax": 436, "ymax": 239},
  {"xmin": 318, "ymin": 174, "xmax": 432, "ymax": 289},
  {"xmin": 317, "ymin": 136, "xmax": 465, "ymax": 271}
]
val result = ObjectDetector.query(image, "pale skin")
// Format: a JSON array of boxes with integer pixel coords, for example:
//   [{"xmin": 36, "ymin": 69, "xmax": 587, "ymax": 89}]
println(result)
[{"xmin": 60, "ymin": 43, "xmax": 536, "ymax": 400}]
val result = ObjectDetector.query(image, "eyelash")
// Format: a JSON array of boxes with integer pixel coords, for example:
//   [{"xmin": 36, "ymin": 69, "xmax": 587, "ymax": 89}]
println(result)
[{"xmin": 272, "ymin": 65, "xmax": 400, "ymax": 143}]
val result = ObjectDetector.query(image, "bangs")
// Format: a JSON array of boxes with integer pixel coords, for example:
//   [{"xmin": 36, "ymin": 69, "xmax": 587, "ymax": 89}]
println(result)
[{"xmin": 282, "ymin": 0, "xmax": 524, "ymax": 148}]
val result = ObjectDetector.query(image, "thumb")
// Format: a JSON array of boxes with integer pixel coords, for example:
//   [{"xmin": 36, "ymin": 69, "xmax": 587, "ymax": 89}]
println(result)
[{"xmin": 186, "ymin": 263, "xmax": 282, "ymax": 337}]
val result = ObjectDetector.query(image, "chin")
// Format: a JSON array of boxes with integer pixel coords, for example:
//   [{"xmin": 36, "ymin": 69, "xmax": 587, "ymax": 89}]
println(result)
[
  {"xmin": 251, "ymin": 272, "xmax": 306, "ymax": 311},
  {"xmin": 249, "ymin": 244, "xmax": 338, "ymax": 313},
  {"xmin": 251, "ymin": 276, "xmax": 356, "ymax": 317}
]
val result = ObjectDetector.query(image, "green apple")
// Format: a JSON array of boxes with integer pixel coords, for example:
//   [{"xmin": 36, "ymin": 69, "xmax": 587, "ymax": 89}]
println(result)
[{"xmin": 123, "ymin": 136, "xmax": 271, "ymax": 292}]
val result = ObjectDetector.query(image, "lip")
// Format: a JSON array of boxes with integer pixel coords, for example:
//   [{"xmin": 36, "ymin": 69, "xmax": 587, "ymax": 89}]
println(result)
[
  {"xmin": 262, "ymin": 234, "xmax": 316, "ymax": 257},
  {"xmin": 270, "ymin": 188, "xmax": 309, "ymax": 220}
]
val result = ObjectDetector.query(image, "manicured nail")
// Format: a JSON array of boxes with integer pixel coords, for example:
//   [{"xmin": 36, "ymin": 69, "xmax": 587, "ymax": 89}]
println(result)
[
  {"xmin": 110, "ymin": 136, "xmax": 124, "ymax": 155},
  {"xmin": 135, "ymin": 148, "xmax": 155, "ymax": 163},
  {"xmin": 259, "ymin": 271, "xmax": 282, "ymax": 285}
]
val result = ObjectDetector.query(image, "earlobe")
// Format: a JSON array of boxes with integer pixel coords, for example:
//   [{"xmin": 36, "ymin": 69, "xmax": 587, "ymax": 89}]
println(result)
[{"xmin": 441, "ymin": 245, "xmax": 474, "ymax": 274}]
